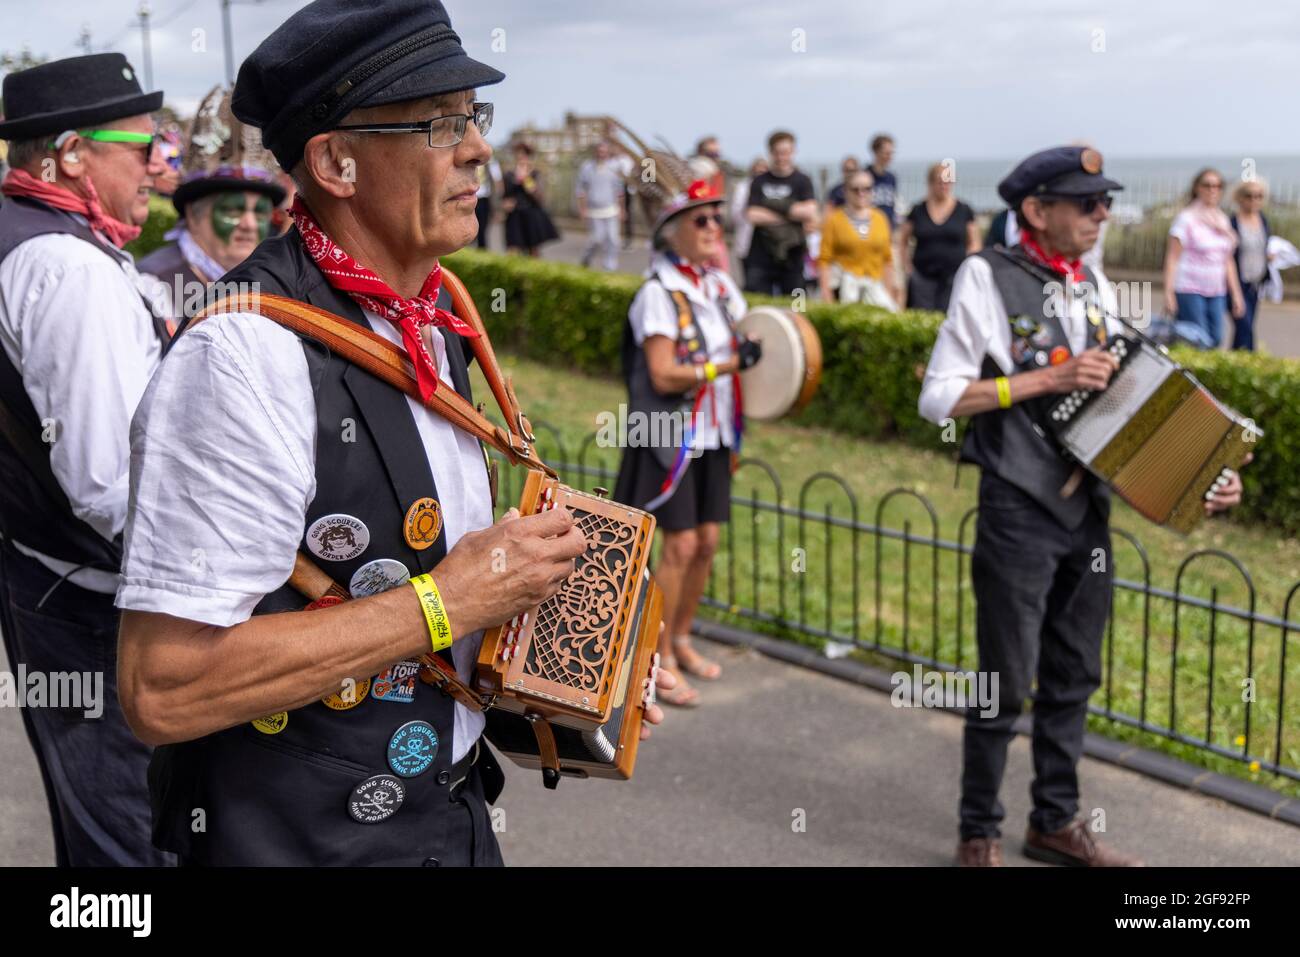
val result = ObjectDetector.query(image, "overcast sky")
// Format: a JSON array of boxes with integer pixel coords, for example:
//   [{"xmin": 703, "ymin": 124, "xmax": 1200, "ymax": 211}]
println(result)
[{"xmin": 3, "ymin": 0, "xmax": 1298, "ymax": 164}]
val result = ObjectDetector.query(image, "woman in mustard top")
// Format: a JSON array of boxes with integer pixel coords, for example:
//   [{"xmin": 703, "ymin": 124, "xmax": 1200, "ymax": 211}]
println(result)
[{"xmin": 817, "ymin": 170, "xmax": 900, "ymax": 308}]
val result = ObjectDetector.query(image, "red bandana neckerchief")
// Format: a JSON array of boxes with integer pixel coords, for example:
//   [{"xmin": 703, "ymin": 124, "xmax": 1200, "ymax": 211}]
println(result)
[
  {"xmin": 669, "ymin": 253, "xmax": 729, "ymax": 301},
  {"xmin": 1, "ymin": 168, "xmax": 142, "ymax": 248},
  {"xmin": 289, "ymin": 197, "xmax": 479, "ymax": 401},
  {"xmin": 1020, "ymin": 232, "xmax": 1086, "ymax": 284}
]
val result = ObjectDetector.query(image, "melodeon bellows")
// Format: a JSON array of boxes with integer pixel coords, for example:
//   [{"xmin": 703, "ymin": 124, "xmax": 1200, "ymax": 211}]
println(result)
[
  {"xmin": 1047, "ymin": 333, "xmax": 1262, "ymax": 534},
  {"xmin": 476, "ymin": 471, "xmax": 663, "ymax": 783}
]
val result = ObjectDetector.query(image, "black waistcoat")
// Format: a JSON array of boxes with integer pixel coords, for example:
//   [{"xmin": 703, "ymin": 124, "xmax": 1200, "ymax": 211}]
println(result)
[
  {"xmin": 620, "ymin": 276, "xmax": 737, "ymax": 469},
  {"xmin": 148, "ymin": 227, "xmax": 487, "ymax": 865},
  {"xmin": 959, "ymin": 246, "xmax": 1109, "ymax": 531},
  {"xmin": 0, "ymin": 196, "xmax": 168, "ymax": 570}
]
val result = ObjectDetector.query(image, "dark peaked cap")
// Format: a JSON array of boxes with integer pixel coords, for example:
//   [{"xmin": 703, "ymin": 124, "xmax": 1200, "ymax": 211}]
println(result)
[
  {"xmin": 997, "ymin": 146, "xmax": 1124, "ymax": 207},
  {"xmin": 232, "ymin": 0, "xmax": 504, "ymax": 171}
]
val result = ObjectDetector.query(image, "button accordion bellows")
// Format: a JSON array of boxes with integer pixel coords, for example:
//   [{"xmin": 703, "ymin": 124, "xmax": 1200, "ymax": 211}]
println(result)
[
  {"xmin": 1047, "ymin": 334, "xmax": 1262, "ymax": 534},
  {"xmin": 476, "ymin": 470, "xmax": 664, "ymax": 781}
]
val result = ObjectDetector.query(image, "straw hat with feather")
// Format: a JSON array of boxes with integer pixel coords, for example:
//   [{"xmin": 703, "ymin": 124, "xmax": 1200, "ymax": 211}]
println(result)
[
  {"xmin": 172, "ymin": 85, "xmax": 285, "ymax": 216},
  {"xmin": 602, "ymin": 117, "xmax": 723, "ymax": 246}
]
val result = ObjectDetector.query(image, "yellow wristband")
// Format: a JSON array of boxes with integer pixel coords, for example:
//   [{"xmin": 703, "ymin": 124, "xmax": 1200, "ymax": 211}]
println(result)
[
  {"xmin": 410, "ymin": 574, "xmax": 454, "ymax": 653},
  {"xmin": 995, "ymin": 376, "xmax": 1012, "ymax": 409},
  {"xmin": 704, "ymin": 361, "xmax": 718, "ymax": 382}
]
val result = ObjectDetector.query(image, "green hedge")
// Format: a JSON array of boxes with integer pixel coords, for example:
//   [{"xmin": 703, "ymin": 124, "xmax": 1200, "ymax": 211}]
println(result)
[{"xmin": 444, "ymin": 248, "xmax": 1300, "ymax": 534}]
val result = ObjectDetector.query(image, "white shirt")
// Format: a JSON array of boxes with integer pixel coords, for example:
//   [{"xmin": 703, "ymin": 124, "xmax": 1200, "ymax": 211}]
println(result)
[
  {"xmin": 0, "ymin": 229, "xmax": 164, "ymax": 593},
  {"xmin": 629, "ymin": 255, "xmax": 746, "ymax": 449},
  {"xmin": 116, "ymin": 309, "xmax": 493, "ymax": 761},
  {"xmin": 918, "ymin": 255, "xmax": 1122, "ymax": 425}
]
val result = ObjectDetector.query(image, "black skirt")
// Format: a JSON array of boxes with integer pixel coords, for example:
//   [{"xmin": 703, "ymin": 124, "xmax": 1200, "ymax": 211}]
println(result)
[
  {"xmin": 613, "ymin": 446, "xmax": 732, "ymax": 531},
  {"xmin": 504, "ymin": 207, "xmax": 560, "ymax": 250}
]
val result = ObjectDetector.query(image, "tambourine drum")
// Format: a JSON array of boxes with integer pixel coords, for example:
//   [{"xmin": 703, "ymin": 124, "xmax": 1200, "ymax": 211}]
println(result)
[{"xmin": 736, "ymin": 307, "xmax": 823, "ymax": 421}]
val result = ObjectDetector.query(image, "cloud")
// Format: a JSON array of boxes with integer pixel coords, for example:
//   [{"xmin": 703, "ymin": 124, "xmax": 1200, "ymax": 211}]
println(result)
[{"xmin": 3, "ymin": 0, "xmax": 1299, "ymax": 159}]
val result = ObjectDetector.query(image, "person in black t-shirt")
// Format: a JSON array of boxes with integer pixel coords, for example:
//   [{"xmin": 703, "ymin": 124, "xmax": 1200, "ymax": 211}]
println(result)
[
  {"xmin": 898, "ymin": 162, "xmax": 981, "ymax": 312},
  {"xmin": 743, "ymin": 130, "xmax": 818, "ymax": 296},
  {"xmin": 868, "ymin": 133, "xmax": 899, "ymax": 228}
]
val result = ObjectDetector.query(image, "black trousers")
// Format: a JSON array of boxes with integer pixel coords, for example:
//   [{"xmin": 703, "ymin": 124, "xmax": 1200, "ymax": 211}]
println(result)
[
  {"xmin": 906, "ymin": 270, "xmax": 956, "ymax": 313},
  {"xmin": 959, "ymin": 474, "xmax": 1111, "ymax": 840},
  {"xmin": 0, "ymin": 541, "xmax": 171, "ymax": 865},
  {"xmin": 743, "ymin": 257, "xmax": 805, "ymax": 297}
]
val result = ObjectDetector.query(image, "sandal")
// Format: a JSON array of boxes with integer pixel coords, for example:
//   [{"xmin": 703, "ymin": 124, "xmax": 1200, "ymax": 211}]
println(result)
[
  {"xmin": 656, "ymin": 659, "xmax": 700, "ymax": 708},
  {"xmin": 672, "ymin": 636, "xmax": 721, "ymax": 681}
]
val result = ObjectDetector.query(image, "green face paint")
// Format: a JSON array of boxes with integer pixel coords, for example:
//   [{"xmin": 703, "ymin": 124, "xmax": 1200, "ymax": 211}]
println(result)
[{"xmin": 210, "ymin": 193, "xmax": 274, "ymax": 243}]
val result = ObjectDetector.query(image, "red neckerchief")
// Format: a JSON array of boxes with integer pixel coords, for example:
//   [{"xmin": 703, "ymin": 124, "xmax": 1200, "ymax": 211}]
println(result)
[
  {"xmin": 289, "ymin": 197, "xmax": 479, "ymax": 401},
  {"xmin": 1, "ymin": 168, "xmax": 142, "ymax": 248},
  {"xmin": 669, "ymin": 254, "xmax": 728, "ymax": 300},
  {"xmin": 665, "ymin": 254, "xmax": 743, "ymax": 437},
  {"xmin": 1020, "ymin": 232, "xmax": 1085, "ymax": 284}
]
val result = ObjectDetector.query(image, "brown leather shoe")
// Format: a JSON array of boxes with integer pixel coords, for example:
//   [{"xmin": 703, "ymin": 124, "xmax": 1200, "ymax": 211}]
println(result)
[
  {"xmin": 956, "ymin": 836, "xmax": 1003, "ymax": 867},
  {"xmin": 1024, "ymin": 818, "xmax": 1145, "ymax": 867}
]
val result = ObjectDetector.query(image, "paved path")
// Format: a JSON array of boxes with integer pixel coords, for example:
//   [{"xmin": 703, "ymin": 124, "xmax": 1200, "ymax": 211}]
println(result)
[{"xmin": 3, "ymin": 635, "xmax": 1298, "ymax": 866}]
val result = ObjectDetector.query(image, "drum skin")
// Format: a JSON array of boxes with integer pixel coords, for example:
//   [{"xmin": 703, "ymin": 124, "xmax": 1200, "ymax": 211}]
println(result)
[{"xmin": 735, "ymin": 307, "xmax": 823, "ymax": 421}]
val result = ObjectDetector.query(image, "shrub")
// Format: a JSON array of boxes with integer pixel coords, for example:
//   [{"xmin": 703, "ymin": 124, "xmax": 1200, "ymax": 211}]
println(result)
[{"xmin": 428, "ymin": 249, "xmax": 1300, "ymax": 534}]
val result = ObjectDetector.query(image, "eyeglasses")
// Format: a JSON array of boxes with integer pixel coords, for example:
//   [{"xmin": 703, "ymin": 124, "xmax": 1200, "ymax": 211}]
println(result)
[
  {"xmin": 692, "ymin": 212, "xmax": 724, "ymax": 228},
  {"xmin": 333, "ymin": 102, "xmax": 493, "ymax": 149},
  {"xmin": 50, "ymin": 128, "xmax": 157, "ymax": 156},
  {"xmin": 1044, "ymin": 193, "xmax": 1113, "ymax": 214},
  {"xmin": 1242, "ymin": 192, "xmax": 1265, "ymax": 200},
  {"xmin": 847, "ymin": 186, "xmax": 874, "ymax": 193},
  {"xmin": 1200, "ymin": 180, "xmax": 1224, "ymax": 191}
]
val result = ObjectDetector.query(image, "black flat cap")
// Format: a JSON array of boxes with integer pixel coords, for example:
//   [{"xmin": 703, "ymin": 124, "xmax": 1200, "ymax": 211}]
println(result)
[
  {"xmin": 998, "ymin": 146, "xmax": 1123, "ymax": 206},
  {"xmin": 0, "ymin": 53, "xmax": 163, "ymax": 141},
  {"xmin": 232, "ymin": 0, "xmax": 504, "ymax": 171}
]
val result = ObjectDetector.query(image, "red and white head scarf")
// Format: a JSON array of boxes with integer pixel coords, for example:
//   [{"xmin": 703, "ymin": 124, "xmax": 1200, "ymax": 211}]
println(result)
[{"xmin": 289, "ymin": 197, "xmax": 479, "ymax": 400}]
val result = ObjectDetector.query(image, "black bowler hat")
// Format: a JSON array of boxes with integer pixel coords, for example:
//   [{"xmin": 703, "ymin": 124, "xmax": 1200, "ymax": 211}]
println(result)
[
  {"xmin": 997, "ymin": 146, "xmax": 1124, "ymax": 206},
  {"xmin": 232, "ymin": 0, "xmax": 505, "ymax": 172},
  {"xmin": 0, "ymin": 53, "xmax": 163, "ymax": 142}
]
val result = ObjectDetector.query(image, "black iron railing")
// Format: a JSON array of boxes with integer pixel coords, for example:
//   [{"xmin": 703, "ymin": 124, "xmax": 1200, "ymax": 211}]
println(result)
[{"xmin": 496, "ymin": 424, "xmax": 1300, "ymax": 785}]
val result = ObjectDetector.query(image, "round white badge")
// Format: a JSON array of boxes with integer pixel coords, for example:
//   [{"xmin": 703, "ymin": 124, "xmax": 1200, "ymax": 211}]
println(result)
[
  {"xmin": 306, "ymin": 513, "xmax": 370, "ymax": 562},
  {"xmin": 349, "ymin": 559, "xmax": 410, "ymax": 598},
  {"xmin": 122, "ymin": 67, "xmax": 134, "ymax": 81}
]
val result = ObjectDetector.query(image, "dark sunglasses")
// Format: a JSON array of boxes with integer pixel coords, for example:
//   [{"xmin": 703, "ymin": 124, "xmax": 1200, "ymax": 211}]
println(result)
[
  {"xmin": 1044, "ymin": 193, "xmax": 1113, "ymax": 214},
  {"xmin": 692, "ymin": 211, "xmax": 724, "ymax": 228}
]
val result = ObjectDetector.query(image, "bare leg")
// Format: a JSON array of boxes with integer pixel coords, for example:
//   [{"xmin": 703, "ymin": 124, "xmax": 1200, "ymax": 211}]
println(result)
[
  {"xmin": 671, "ymin": 522, "xmax": 722, "ymax": 679},
  {"xmin": 654, "ymin": 528, "xmax": 701, "ymax": 705}
]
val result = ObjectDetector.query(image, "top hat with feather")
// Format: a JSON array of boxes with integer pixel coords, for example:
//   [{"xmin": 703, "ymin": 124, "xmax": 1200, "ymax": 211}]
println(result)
[{"xmin": 172, "ymin": 85, "xmax": 285, "ymax": 216}]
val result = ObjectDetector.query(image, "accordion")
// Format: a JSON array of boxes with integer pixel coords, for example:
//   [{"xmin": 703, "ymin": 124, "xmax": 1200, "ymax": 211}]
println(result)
[
  {"xmin": 476, "ymin": 470, "xmax": 664, "ymax": 786},
  {"xmin": 1047, "ymin": 333, "xmax": 1261, "ymax": 534}
]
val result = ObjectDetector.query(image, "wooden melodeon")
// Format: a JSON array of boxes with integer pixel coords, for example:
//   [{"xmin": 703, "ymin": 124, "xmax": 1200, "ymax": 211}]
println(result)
[
  {"xmin": 735, "ymin": 306, "xmax": 823, "ymax": 421},
  {"xmin": 476, "ymin": 470, "xmax": 663, "ymax": 785},
  {"xmin": 1047, "ymin": 333, "xmax": 1262, "ymax": 534}
]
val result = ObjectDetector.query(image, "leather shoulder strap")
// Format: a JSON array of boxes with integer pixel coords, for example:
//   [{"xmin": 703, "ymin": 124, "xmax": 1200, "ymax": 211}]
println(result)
[{"xmin": 192, "ymin": 280, "xmax": 554, "ymax": 477}]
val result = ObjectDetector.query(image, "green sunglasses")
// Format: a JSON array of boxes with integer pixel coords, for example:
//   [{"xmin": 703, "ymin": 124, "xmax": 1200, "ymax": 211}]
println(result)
[{"xmin": 48, "ymin": 129, "xmax": 156, "ymax": 154}]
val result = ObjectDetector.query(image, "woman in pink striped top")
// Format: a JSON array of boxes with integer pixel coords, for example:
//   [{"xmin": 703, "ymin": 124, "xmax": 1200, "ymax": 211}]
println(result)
[{"xmin": 1161, "ymin": 168, "xmax": 1245, "ymax": 348}]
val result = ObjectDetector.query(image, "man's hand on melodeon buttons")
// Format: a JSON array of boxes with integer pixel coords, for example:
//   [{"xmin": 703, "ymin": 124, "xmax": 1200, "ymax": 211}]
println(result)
[
  {"xmin": 1206, "ymin": 453, "xmax": 1252, "ymax": 515},
  {"xmin": 1050, "ymin": 348, "xmax": 1120, "ymax": 394},
  {"xmin": 434, "ymin": 505, "xmax": 588, "ymax": 636}
]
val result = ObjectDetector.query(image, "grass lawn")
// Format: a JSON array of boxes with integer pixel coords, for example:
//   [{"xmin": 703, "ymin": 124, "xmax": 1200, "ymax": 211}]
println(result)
[{"xmin": 471, "ymin": 353, "xmax": 1300, "ymax": 797}]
